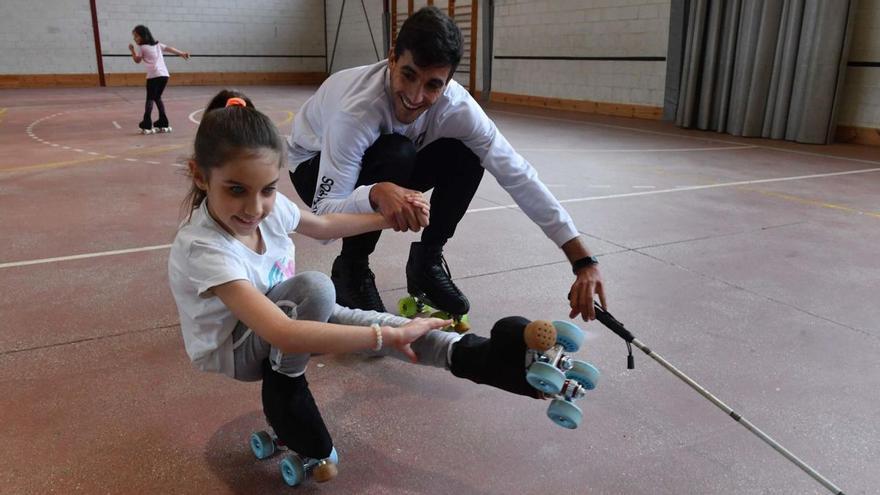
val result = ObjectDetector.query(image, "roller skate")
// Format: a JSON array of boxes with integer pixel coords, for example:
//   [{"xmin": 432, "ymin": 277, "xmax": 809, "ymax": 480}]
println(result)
[
  {"xmin": 249, "ymin": 430, "xmax": 339, "ymax": 486},
  {"xmin": 331, "ymin": 255, "xmax": 386, "ymax": 312},
  {"xmin": 398, "ymin": 242, "xmax": 470, "ymax": 333},
  {"xmin": 152, "ymin": 117, "xmax": 172, "ymax": 133},
  {"xmin": 523, "ymin": 320, "xmax": 600, "ymax": 429},
  {"xmin": 255, "ymin": 361, "xmax": 339, "ymax": 486},
  {"xmin": 138, "ymin": 119, "xmax": 155, "ymax": 135}
]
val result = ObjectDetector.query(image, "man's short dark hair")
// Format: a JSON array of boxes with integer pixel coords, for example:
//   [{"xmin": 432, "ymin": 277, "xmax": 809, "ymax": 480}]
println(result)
[{"xmin": 394, "ymin": 6, "xmax": 463, "ymax": 78}]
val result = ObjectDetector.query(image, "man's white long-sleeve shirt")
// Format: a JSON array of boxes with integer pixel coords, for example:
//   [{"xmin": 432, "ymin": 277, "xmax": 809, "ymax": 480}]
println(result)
[{"xmin": 287, "ymin": 59, "xmax": 579, "ymax": 247}]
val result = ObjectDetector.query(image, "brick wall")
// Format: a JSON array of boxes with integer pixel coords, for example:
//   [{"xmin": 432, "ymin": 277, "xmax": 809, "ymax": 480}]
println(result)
[
  {"xmin": 0, "ymin": 0, "xmax": 326, "ymax": 76},
  {"xmin": 491, "ymin": 0, "xmax": 670, "ymax": 107},
  {"xmin": 0, "ymin": 0, "xmax": 96, "ymax": 74},
  {"xmin": 839, "ymin": 0, "xmax": 880, "ymax": 129}
]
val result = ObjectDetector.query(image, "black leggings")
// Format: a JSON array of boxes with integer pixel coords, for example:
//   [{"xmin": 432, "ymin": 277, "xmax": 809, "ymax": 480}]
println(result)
[
  {"xmin": 291, "ymin": 134, "xmax": 484, "ymax": 257},
  {"xmin": 142, "ymin": 76, "xmax": 169, "ymax": 126}
]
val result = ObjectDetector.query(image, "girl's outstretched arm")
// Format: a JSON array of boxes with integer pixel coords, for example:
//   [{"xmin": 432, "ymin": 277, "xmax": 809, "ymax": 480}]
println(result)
[
  {"xmin": 212, "ymin": 279, "xmax": 449, "ymax": 360},
  {"xmin": 163, "ymin": 45, "xmax": 190, "ymax": 60},
  {"xmin": 295, "ymin": 193, "xmax": 429, "ymax": 240},
  {"xmin": 128, "ymin": 43, "xmax": 142, "ymax": 63}
]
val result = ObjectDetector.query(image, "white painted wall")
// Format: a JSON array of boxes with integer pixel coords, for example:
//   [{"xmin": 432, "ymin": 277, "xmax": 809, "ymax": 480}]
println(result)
[
  {"xmin": 99, "ymin": 0, "xmax": 326, "ymax": 74},
  {"xmin": 0, "ymin": 0, "xmax": 97, "ymax": 74},
  {"xmin": 839, "ymin": 0, "xmax": 880, "ymax": 129},
  {"xmin": 0, "ymin": 0, "xmax": 326, "ymax": 75},
  {"xmin": 325, "ymin": 0, "xmax": 385, "ymax": 73},
  {"xmin": 491, "ymin": 0, "xmax": 670, "ymax": 107}
]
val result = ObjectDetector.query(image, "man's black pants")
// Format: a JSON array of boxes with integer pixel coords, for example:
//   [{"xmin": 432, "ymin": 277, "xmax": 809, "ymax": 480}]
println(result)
[{"xmin": 290, "ymin": 134, "xmax": 484, "ymax": 258}]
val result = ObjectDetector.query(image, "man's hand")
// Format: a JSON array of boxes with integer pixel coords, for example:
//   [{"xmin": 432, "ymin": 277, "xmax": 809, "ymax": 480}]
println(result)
[
  {"xmin": 568, "ymin": 265, "xmax": 606, "ymax": 321},
  {"xmin": 370, "ymin": 182, "xmax": 430, "ymax": 232}
]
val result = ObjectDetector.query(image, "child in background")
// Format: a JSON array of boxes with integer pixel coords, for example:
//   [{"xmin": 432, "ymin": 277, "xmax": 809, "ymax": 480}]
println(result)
[
  {"xmin": 128, "ymin": 25, "xmax": 189, "ymax": 134},
  {"xmin": 168, "ymin": 90, "xmax": 548, "ymax": 484}
]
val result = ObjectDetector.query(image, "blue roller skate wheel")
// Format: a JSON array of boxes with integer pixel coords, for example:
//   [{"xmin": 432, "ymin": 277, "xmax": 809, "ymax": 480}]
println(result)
[
  {"xmin": 552, "ymin": 320, "xmax": 585, "ymax": 352},
  {"xmin": 547, "ymin": 399, "xmax": 583, "ymax": 429},
  {"xmin": 280, "ymin": 454, "xmax": 306, "ymax": 486},
  {"xmin": 328, "ymin": 446, "xmax": 339, "ymax": 465},
  {"xmin": 526, "ymin": 361, "xmax": 566, "ymax": 394},
  {"xmin": 250, "ymin": 430, "xmax": 276, "ymax": 460},
  {"xmin": 566, "ymin": 360, "xmax": 600, "ymax": 390}
]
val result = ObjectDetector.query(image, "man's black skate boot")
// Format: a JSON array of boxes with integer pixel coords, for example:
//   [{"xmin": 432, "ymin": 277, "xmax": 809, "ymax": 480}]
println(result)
[
  {"xmin": 405, "ymin": 242, "xmax": 470, "ymax": 316},
  {"xmin": 138, "ymin": 119, "xmax": 153, "ymax": 133},
  {"xmin": 448, "ymin": 316, "xmax": 543, "ymax": 399},
  {"xmin": 331, "ymin": 255, "xmax": 386, "ymax": 312}
]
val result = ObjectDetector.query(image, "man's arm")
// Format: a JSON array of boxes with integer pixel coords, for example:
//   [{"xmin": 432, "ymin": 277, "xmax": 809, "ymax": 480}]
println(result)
[{"xmin": 451, "ymin": 98, "xmax": 607, "ymax": 320}]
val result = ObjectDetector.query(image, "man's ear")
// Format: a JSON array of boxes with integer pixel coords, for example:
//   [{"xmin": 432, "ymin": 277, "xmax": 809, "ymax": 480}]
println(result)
[{"xmin": 189, "ymin": 160, "xmax": 208, "ymax": 191}]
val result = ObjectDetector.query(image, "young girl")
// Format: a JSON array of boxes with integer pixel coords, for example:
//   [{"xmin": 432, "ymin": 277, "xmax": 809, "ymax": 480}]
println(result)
[
  {"xmin": 168, "ymin": 90, "xmax": 548, "ymax": 485},
  {"xmin": 128, "ymin": 25, "xmax": 189, "ymax": 134}
]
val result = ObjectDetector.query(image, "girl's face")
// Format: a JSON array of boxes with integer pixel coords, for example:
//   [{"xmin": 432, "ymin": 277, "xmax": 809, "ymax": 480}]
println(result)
[
  {"xmin": 192, "ymin": 149, "xmax": 282, "ymax": 240},
  {"xmin": 132, "ymin": 31, "xmax": 143, "ymax": 44}
]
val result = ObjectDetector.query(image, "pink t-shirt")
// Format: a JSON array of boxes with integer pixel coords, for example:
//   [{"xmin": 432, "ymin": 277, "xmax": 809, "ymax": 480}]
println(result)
[{"xmin": 138, "ymin": 43, "xmax": 169, "ymax": 79}]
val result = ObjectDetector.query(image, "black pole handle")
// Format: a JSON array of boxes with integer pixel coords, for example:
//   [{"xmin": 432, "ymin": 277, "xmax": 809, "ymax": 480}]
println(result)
[{"xmin": 594, "ymin": 303, "xmax": 635, "ymax": 343}]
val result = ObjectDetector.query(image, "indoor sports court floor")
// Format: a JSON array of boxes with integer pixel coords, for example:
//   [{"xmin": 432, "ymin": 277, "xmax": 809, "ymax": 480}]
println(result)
[{"xmin": 1, "ymin": 85, "xmax": 877, "ymax": 494}]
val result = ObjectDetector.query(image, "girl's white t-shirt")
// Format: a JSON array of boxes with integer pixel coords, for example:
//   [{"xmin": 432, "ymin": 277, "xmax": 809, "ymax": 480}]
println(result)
[
  {"xmin": 138, "ymin": 43, "xmax": 169, "ymax": 79},
  {"xmin": 168, "ymin": 193, "xmax": 301, "ymax": 377}
]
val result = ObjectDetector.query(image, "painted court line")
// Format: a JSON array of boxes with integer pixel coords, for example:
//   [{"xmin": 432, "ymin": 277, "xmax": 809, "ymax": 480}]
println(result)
[
  {"xmin": 465, "ymin": 166, "xmax": 880, "ymax": 213},
  {"xmin": 517, "ymin": 145, "xmax": 756, "ymax": 153},
  {"xmin": 0, "ymin": 244, "xmax": 172, "ymax": 269},
  {"xmin": 112, "ymin": 121, "xmax": 122, "ymax": 129},
  {"xmin": 4, "ymin": 166, "xmax": 879, "ymax": 270},
  {"xmin": 188, "ymin": 109, "xmax": 203, "ymax": 124}
]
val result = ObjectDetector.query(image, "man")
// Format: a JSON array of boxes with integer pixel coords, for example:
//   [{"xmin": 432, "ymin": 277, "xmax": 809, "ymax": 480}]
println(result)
[{"xmin": 288, "ymin": 6, "xmax": 606, "ymax": 321}]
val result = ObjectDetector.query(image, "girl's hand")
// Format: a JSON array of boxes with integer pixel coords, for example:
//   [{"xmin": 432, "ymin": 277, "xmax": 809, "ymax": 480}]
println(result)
[
  {"xmin": 384, "ymin": 317, "xmax": 452, "ymax": 362},
  {"xmin": 128, "ymin": 43, "xmax": 135, "ymax": 52},
  {"xmin": 181, "ymin": 51, "xmax": 191, "ymax": 60},
  {"xmin": 404, "ymin": 192, "xmax": 430, "ymax": 226}
]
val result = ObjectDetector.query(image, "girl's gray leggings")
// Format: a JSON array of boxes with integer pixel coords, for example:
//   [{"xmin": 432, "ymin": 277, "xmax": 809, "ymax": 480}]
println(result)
[{"xmin": 231, "ymin": 271, "xmax": 461, "ymax": 381}]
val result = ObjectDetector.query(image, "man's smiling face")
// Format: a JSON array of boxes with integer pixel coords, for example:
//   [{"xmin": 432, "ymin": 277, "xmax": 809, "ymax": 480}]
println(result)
[{"xmin": 388, "ymin": 49, "xmax": 452, "ymax": 124}]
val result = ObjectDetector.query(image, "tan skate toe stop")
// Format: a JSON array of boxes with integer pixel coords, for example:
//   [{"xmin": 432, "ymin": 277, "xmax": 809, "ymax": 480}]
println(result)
[
  {"xmin": 524, "ymin": 320, "xmax": 556, "ymax": 351},
  {"xmin": 313, "ymin": 460, "xmax": 338, "ymax": 482}
]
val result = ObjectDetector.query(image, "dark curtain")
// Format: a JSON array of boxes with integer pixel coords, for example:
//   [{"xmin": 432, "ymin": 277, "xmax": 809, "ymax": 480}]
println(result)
[{"xmin": 675, "ymin": 0, "xmax": 856, "ymax": 144}]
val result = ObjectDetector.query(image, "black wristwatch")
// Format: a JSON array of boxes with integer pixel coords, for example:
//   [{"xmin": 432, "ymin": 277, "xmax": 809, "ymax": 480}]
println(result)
[{"xmin": 571, "ymin": 255, "xmax": 599, "ymax": 274}]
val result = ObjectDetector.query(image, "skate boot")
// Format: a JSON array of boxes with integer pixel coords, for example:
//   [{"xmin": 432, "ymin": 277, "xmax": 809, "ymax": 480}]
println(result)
[
  {"xmin": 255, "ymin": 361, "xmax": 339, "ymax": 486},
  {"xmin": 153, "ymin": 117, "xmax": 172, "ymax": 133},
  {"xmin": 331, "ymin": 255, "xmax": 386, "ymax": 312},
  {"xmin": 138, "ymin": 119, "xmax": 154, "ymax": 135},
  {"xmin": 448, "ymin": 316, "xmax": 542, "ymax": 398},
  {"xmin": 398, "ymin": 242, "xmax": 470, "ymax": 333}
]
